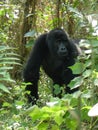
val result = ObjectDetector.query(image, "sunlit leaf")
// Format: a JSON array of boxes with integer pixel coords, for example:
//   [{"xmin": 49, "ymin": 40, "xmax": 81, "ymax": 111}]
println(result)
[
  {"xmin": 24, "ymin": 30, "xmax": 36, "ymax": 37},
  {"xmin": 88, "ymin": 103, "xmax": 98, "ymax": 117},
  {"xmin": 54, "ymin": 111, "xmax": 64, "ymax": 125},
  {"xmin": 69, "ymin": 76, "xmax": 83, "ymax": 89},
  {"xmin": 0, "ymin": 83, "xmax": 10, "ymax": 93},
  {"xmin": 46, "ymin": 101, "xmax": 58, "ymax": 107},
  {"xmin": 82, "ymin": 69, "xmax": 91, "ymax": 78},
  {"xmin": 38, "ymin": 121, "xmax": 49, "ymax": 130},
  {"xmin": 69, "ymin": 62, "xmax": 84, "ymax": 74},
  {"xmin": 82, "ymin": 90, "xmax": 92, "ymax": 99},
  {"xmin": 0, "ymin": 67, "xmax": 13, "ymax": 71},
  {"xmin": 94, "ymin": 79, "xmax": 98, "ymax": 86}
]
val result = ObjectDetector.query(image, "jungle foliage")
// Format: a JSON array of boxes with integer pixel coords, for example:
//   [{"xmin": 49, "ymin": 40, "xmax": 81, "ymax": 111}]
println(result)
[{"xmin": 0, "ymin": 0, "xmax": 98, "ymax": 130}]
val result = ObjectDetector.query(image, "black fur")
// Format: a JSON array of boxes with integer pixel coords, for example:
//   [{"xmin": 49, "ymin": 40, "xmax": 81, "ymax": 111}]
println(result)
[{"xmin": 23, "ymin": 29, "xmax": 80, "ymax": 104}]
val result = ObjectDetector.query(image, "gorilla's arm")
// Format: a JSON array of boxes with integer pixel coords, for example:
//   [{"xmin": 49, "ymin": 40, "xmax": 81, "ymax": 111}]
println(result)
[{"xmin": 23, "ymin": 34, "xmax": 47, "ymax": 103}]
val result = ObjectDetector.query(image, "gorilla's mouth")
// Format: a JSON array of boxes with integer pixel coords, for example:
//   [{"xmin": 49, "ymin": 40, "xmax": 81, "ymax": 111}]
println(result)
[{"xmin": 59, "ymin": 52, "xmax": 68, "ymax": 57}]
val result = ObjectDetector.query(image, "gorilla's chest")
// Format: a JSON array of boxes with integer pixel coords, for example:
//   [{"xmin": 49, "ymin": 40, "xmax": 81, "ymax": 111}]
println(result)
[
  {"xmin": 42, "ymin": 55, "xmax": 65, "ymax": 76},
  {"xmin": 42, "ymin": 53, "xmax": 75, "ymax": 78}
]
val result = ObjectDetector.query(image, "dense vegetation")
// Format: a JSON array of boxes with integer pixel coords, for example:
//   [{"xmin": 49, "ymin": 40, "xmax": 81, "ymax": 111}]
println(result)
[{"xmin": 0, "ymin": 0, "xmax": 98, "ymax": 129}]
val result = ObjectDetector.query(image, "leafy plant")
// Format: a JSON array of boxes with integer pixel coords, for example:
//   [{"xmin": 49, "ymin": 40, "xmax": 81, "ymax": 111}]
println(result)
[
  {"xmin": 0, "ymin": 45, "xmax": 21, "ymax": 105},
  {"xmin": 0, "ymin": 0, "xmax": 98, "ymax": 130}
]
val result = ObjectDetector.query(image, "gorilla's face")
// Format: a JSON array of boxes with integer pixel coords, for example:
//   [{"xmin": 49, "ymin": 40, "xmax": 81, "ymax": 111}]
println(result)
[
  {"xmin": 46, "ymin": 29, "xmax": 72, "ymax": 59},
  {"xmin": 54, "ymin": 39, "xmax": 69, "ymax": 58}
]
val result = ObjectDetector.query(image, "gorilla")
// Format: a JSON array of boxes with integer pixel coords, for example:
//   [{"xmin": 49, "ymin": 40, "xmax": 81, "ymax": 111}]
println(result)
[{"xmin": 23, "ymin": 28, "xmax": 81, "ymax": 104}]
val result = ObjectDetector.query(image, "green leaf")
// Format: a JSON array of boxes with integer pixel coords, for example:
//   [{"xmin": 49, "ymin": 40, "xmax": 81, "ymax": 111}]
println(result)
[
  {"xmin": 51, "ymin": 124, "xmax": 60, "ymax": 130},
  {"xmin": 0, "ymin": 83, "xmax": 10, "ymax": 93},
  {"xmin": 0, "ymin": 46, "xmax": 12, "ymax": 51},
  {"xmin": 25, "ymin": 105, "xmax": 39, "ymax": 114},
  {"xmin": 69, "ymin": 62, "xmax": 84, "ymax": 74},
  {"xmin": 46, "ymin": 101, "xmax": 58, "ymax": 107},
  {"xmin": 68, "ymin": 7, "xmax": 83, "ymax": 18},
  {"xmin": 53, "ymin": 84, "xmax": 61, "ymax": 95},
  {"xmin": 24, "ymin": 30, "xmax": 36, "ymax": 37},
  {"xmin": 54, "ymin": 110, "xmax": 64, "ymax": 125},
  {"xmin": 3, "ymin": 102, "xmax": 12, "ymax": 107},
  {"xmin": 0, "ymin": 66, "xmax": 13, "ymax": 71},
  {"xmin": 69, "ymin": 76, "xmax": 83, "ymax": 89},
  {"xmin": 94, "ymin": 79, "xmax": 98, "ymax": 86},
  {"xmin": 1, "ymin": 57, "xmax": 20, "ymax": 61},
  {"xmin": 37, "ymin": 121, "xmax": 49, "ymax": 130},
  {"xmin": 91, "ymin": 40, "xmax": 98, "ymax": 47},
  {"xmin": 51, "ymin": 125, "xmax": 59, "ymax": 130},
  {"xmin": 0, "ymin": 61, "xmax": 21, "ymax": 65},
  {"xmin": 26, "ymin": 39, "xmax": 35, "ymax": 47},
  {"xmin": 26, "ymin": 106, "xmax": 42, "ymax": 121},
  {"xmin": 82, "ymin": 69, "xmax": 91, "ymax": 78},
  {"xmin": 82, "ymin": 90, "xmax": 92, "ymax": 99}
]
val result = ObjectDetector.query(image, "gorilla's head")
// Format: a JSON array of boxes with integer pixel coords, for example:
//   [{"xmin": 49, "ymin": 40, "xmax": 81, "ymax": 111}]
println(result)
[{"xmin": 46, "ymin": 28, "xmax": 79, "ymax": 59}]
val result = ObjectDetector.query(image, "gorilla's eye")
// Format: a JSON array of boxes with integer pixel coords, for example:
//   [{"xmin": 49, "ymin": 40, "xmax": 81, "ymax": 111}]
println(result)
[
  {"xmin": 64, "ymin": 39, "xmax": 69, "ymax": 45},
  {"xmin": 56, "ymin": 39, "xmax": 61, "ymax": 43}
]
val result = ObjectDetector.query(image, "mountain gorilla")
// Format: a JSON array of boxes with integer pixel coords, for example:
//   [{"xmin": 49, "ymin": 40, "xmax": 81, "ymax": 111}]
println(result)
[{"xmin": 23, "ymin": 28, "xmax": 81, "ymax": 104}]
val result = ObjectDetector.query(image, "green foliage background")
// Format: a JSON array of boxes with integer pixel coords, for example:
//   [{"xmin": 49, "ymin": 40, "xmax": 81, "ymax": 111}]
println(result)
[{"xmin": 0, "ymin": 0, "xmax": 98, "ymax": 130}]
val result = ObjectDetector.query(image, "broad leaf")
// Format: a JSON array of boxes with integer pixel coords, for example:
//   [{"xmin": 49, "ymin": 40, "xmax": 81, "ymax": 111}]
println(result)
[{"xmin": 0, "ymin": 83, "xmax": 10, "ymax": 93}]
